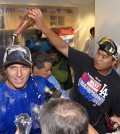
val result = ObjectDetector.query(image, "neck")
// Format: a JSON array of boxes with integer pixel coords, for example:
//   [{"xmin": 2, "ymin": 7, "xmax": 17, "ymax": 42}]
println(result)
[{"xmin": 98, "ymin": 68, "xmax": 112, "ymax": 76}]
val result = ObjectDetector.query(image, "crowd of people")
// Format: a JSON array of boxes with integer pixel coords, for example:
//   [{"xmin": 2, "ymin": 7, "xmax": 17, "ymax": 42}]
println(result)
[
  {"xmin": 0, "ymin": 45, "xmax": 66, "ymax": 134},
  {"xmin": 28, "ymin": 8, "xmax": 120, "ymax": 134},
  {"xmin": 0, "ymin": 7, "xmax": 120, "ymax": 134}
]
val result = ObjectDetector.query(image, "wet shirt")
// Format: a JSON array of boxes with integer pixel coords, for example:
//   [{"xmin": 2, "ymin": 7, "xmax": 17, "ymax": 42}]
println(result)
[{"xmin": 0, "ymin": 76, "xmax": 53, "ymax": 134}]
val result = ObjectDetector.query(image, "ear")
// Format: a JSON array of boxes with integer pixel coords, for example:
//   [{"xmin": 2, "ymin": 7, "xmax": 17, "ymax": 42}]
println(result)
[
  {"xmin": 3, "ymin": 67, "xmax": 6, "ymax": 74},
  {"xmin": 112, "ymin": 60, "xmax": 117, "ymax": 66},
  {"xmin": 30, "ymin": 67, "xmax": 33, "ymax": 73},
  {"xmin": 32, "ymin": 66, "xmax": 40, "ymax": 73},
  {"xmin": 33, "ymin": 66, "xmax": 39, "ymax": 70}
]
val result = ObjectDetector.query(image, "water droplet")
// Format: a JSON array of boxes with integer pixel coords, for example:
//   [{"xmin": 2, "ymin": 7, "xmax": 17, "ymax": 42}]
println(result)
[
  {"xmin": 9, "ymin": 97, "xmax": 15, "ymax": 104},
  {"xmin": 38, "ymin": 95, "xmax": 41, "ymax": 98},
  {"xmin": 4, "ymin": 90, "xmax": 10, "ymax": 98},
  {"xmin": 1, "ymin": 105, "xmax": 6, "ymax": 113}
]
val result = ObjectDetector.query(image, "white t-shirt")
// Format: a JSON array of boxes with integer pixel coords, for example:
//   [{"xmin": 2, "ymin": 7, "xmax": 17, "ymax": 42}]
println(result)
[{"xmin": 83, "ymin": 37, "xmax": 95, "ymax": 58}]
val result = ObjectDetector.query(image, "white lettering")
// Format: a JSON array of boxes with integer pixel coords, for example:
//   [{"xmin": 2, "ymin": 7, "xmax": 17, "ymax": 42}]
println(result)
[
  {"xmin": 99, "ymin": 84, "xmax": 108, "ymax": 98},
  {"xmin": 7, "ymin": 47, "xmax": 26, "ymax": 55},
  {"xmin": 78, "ymin": 78, "xmax": 105, "ymax": 106}
]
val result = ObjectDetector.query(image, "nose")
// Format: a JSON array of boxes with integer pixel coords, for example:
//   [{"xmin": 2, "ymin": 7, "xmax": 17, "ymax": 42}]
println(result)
[
  {"xmin": 96, "ymin": 54, "xmax": 102, "ymax": 61},
  {"xmin": 48, "ymin": 70, "xmax": 51, "ymax": 76},
  {"xmin": 16, "ymin": 68, "xmax": 22, "ymax": 77}
]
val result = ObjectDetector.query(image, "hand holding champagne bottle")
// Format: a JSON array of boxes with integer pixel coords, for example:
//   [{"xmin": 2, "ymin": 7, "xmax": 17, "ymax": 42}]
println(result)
[{"xmin": 12, "ymin": 8, "xmax": 35, "ymax": 37}]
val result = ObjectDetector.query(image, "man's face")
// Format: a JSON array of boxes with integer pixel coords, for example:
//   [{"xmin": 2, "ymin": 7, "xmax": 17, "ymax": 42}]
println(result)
[
  {"xmin": 49, "ymin": 52, "xmax": 59, "ymax": 62},
  {"xmin": 33, "ymin": 62, "xmax": 52, "ymax": 79},
  {"xmin": 4, "ymin": 64, "xmax": 31, "ymax": 90},
  {"xmin": 91, "ymin": 31, "xmax": 95, "ymax": 38},
  {"xmin": 94, "ymin": 49, "xmax": 117, "ymax": 75}
]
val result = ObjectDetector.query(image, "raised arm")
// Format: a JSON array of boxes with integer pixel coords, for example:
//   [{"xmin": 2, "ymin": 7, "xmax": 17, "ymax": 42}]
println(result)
[{"xmin": 29, "ymin": 8, "xmax": 69, "ymax": 57}]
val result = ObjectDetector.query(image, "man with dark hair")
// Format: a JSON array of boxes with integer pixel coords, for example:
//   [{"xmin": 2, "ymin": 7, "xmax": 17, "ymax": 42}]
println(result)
[
  {"xmin": 40, "ymin": 98, "xmax": 89, "ymax": 134},
  {"xmin": 49, "ymin": 48, "xmax": 73, "ymax": 92},
  {"xmin": 83, "ymin": 27, "xmax": 95, "ymax": 57},
  {"xmin": 0, "ymin": 45, "xmax": 62, "ymax": 134},
  {"xmin": 90, "ymin": 27, "xmax": 95, "ymax": 36},
  {"xmin": 29, "ymin": 8, "xmax": 120, "ymax": 134},
  {"xmin": 32, "ymin": 52, "xmax": 68, "ymax": 97},
  {"xmin": 32, "ymin": 52, "xmax": 53, "ymax": 79}
]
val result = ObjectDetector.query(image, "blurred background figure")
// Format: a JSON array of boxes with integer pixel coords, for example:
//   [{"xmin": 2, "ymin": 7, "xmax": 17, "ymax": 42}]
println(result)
[
  {"xmin": 83, "ymin": 27, "xmax": 95, "ymax": 58},
  {"xmin": 49, "ymin": 48, "xmax": 73, "ymax": 96},
  {"xmin": 26, "ymin": 30, "xmax": 53, "ymax": 53}
]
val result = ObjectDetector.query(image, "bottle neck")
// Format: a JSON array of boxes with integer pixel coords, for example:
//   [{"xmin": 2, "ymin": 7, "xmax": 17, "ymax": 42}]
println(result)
[
  {"xmin": 12, "ymin": 33, "xmax": 17, "ymax": 37},
  {"xmin": 12, "ymin": 34, "xmax": 17, "ymax": 45}
]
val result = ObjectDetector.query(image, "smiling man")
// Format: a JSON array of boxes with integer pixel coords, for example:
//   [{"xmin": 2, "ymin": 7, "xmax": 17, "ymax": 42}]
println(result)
[
  {"xmin": 29, "ymin": 8, "xmax": 120, "ymax": 134},
  {"xmin": 0, "ymin": 45, "xmax": 55, "ymax": 134}
]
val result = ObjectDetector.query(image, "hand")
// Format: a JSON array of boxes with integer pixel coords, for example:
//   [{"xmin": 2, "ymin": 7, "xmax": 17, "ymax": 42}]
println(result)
[
  {"xmin": 28, "ymin": 8, "xmax": 46, "ymax": 32},
  {"xmin": 111, "ymin": 116, "xmax": 120, "ymax": 129}
]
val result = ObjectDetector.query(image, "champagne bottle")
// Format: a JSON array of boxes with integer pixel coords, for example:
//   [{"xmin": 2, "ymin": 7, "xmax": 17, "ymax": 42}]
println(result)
[{"xmin": 12, "ymin": 8, "xmax": 34, "ymax": 37}]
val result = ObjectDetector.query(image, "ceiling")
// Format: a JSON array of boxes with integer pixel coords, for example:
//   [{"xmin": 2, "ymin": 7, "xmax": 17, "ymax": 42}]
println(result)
[{"xmin": 0, "ymin": 0, "xmax": 95, "ymax": 7}]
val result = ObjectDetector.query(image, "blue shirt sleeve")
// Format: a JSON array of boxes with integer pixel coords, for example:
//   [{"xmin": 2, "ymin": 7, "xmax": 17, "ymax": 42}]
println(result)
[
  {"xmin": 33, "ymin": 76, "xmax": 69, "ymax": 99},
  {"xmin": 48, "ymin": 75, "xmax": 69, "ymax": 99}
]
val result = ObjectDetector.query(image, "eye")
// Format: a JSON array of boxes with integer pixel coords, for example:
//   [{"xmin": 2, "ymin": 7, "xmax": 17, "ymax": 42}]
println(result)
[
  {"xmin": 97, "ymin": 51, "xmax": 100, "ymax": 55},
  {"xmin": 102, "ymin": 55, "xmax": 109, "ymax": 59},
  {"xmin": 21, "ymin": 66, "xmax": 29, "ymax": 70},
  {"xmin": 9, "ymin": 66, "xmax": 17, "ymax": 70}
]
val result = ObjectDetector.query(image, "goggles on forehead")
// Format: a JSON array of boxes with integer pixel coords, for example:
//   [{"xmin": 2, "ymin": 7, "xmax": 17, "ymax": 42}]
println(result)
[{"xmin": 98, "ymin": 37, "xmax": 118, "ymax": 56}]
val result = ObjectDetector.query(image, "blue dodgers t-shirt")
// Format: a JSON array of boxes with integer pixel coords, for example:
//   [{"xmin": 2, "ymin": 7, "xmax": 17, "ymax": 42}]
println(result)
[{"xmin": 0, "ymin": 76, "xmax": 53, "ymax": 134}]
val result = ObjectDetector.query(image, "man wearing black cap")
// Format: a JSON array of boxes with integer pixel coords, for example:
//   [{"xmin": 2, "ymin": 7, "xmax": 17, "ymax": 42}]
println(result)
[
  {"xmin": 29, "ymin": 8, "xmax": 120, "ymax": 134},
  {"xmin": 0, "ymin": 45, "xmax": 64, "ymax": 134}
]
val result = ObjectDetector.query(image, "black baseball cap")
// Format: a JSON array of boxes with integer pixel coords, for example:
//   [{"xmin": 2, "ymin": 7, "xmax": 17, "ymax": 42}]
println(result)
[
  {"xmin": 98, "ymin": 37, "xmax": 120, "ymax": 60},
  {"xmin": 3, "ymin": 45, "xmax": 32, "ymax": 67}
]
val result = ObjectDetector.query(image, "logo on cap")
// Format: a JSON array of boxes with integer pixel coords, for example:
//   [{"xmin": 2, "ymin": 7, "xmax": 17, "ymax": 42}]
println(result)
[{"xmin": 3, "ymin": 45, "xmax": 32, "ymax": 66}]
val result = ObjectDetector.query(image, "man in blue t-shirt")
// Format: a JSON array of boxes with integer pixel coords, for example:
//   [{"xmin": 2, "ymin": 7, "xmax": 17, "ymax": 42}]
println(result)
[{"xmin": 0, "ymin": 45, "xmax": 64, "ymax": 134}]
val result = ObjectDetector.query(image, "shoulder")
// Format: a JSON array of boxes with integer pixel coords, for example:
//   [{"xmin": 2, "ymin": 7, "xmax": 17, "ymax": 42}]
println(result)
[
  {"xmin": 85, "ymin": 37, "xmax": 91, "ymax": 43},
  {"xmin": 107, "ymin": 70, "xmax": 120, "ymax": 87},
  {"xmin": 33, "ymin": 76, "xmax": 53, "ymax": 88},
  {"xmin": 69, "ymin": 46, "xmax": 92, "ymax": 61},
  {"xmin": 48, "ymin": 75, "xmax": 60, "ymax": 84},
  {"xmin": 0, "ymin": 81, "xmax": 8, "ymax": 100},
  {"xmin": 48, "ymin": 75, "xmax": 61, "ymax": 89},
  {"xmin": 33, "ymin": 76, "xmax": 46, "ymax": 81},
  {"xmin": 69, "ymin": 46, "xmax": 85, "ymax": 55},
  {"xmin": 48, "ymin": 75, "xmax": 59, "ymax": 84},
  {"xmin": 48, "ymin": 75, "xmax": 56, "ymax": 80},
  {"xmin": 113, "ymin": 71, "xmax": 120, "ymax": 81},
  {"xmin": 69, "ymin": 46, "xmax": 81, "ymax": 56},
  {"xmin": 0, "ymin": 80, "xmax": 6, "ymax": 89}
]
